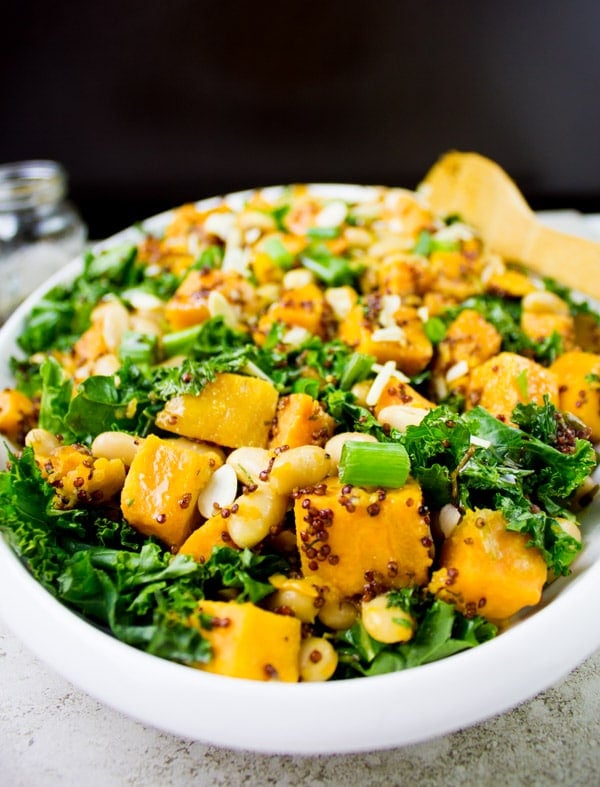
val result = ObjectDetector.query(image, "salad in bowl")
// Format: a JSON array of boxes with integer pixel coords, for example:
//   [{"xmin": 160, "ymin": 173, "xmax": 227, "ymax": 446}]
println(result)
[{"xmin": 1, "ymin": 168, "xmax": 599, "ymax": 695}]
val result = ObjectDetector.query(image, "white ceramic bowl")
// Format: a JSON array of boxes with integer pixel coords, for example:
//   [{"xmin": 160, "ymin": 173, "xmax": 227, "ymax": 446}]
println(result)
[{"xmin": 1, "ymin": 189, "xmax": 599, "ymax": 755}]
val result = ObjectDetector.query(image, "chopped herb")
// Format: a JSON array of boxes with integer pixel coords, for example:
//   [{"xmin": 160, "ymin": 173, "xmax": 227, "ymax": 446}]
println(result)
[{"xmin": 339, "ymin": 441, "xmax": 411, "ymax": 488}]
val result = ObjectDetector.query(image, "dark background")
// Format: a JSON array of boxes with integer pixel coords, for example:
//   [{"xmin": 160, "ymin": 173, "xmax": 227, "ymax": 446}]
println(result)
[{"xmin": 3, "ymin": 0, "xmax": 600, "ymax": 238}]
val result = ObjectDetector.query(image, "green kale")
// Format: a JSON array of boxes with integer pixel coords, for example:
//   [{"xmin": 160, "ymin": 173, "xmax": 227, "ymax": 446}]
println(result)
[
  {"xmin": 401, "ymin": 401, "xmax": 596, "ymax": 575},
  {"xmin": 0, "ymin": 449, "xmax": 288, "ymax": 665},
  {"xmin": 334, "ymin": 592, "xmax": 496, "ymax": 678},
  {"xmin": 16, "ymin": 244, "xmax": 182, "ymax": 357}
]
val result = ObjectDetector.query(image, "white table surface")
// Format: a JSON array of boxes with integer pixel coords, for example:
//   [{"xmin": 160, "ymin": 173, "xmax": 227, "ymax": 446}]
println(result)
[
  {"xmin": 1, "ymin": 619, "xmax": 598, "ymax": 786},
  {"xmin": 2, "ymin": 212, "xmax": 600, "ymax": 785}
]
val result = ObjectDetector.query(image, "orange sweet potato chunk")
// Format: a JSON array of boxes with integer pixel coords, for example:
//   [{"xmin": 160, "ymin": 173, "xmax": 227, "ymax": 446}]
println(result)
[
  {"xmin": 41, "ymin": 444, "xmax": 126, "ymax": 510},
  {"xmin": 521, "ymin": 311, "xmax": 575, "ymax": 351},
  {"xmin": 484, "ymin": 269, "xmax": 536, "ymax": 298},
  {"xmin": 0, "ymin": 388, "xmax": 37, "ymax": 444},
  {"xmin": 550, "ymin": 351, "xmax": 600, "ymax": 441},
  {"xmin": 373, "ymin": 379, "xmax": 435, "ymax": 416},
  {"xmin": 376, "ymin": 255, "xmax": 433, "ymax": 297},
  {"xmin": 339, "ymin": 303, "xmax": 433, "ymax": 376},
  {"xmin": 155, "ymin": 373, "xmax": 279, "ymax": 448},
  {"xmin": 121, "ymin": 434, "xmax": 222, "ymax": 548},
  {"xmin": 294, "ymin": 476, "xmax": 433, "ymax": 598},
  {"xmin": 255, "ymin": 282, "xmax": 331, "ymax": 342},
  {"xmin": 268, "ymin": 392, "xmax": 335, "ymax": 449},
  {"xmin": 435, "ymin": 309, "xmax": 502, "ymax": 376},
  {"xmin": 467, "ymin": 352, "xmax": 558, "ymax": 422},
  {"xmin": 428, "ymin": 247, "xmax": 483, "ymax": 301},
  {"xmin": 164, "ymin": 269, "xmax": 258, "ymax": 330},
  {"xmin": 428, "ymin": 508, "xmax": 548, "ymax": 621},
  {"xmin": 178, "ymin": 516, "xmax": 238, "ymax": 562},
  {"xmin": 195, "ymin": 600, "xmax": 301, "ymax": 681}
]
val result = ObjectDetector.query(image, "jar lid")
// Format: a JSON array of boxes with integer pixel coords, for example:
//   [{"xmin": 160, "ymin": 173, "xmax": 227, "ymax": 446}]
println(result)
[{"xmin": 0, "ymin": 160, "xmax": 67, "ymax": 211}]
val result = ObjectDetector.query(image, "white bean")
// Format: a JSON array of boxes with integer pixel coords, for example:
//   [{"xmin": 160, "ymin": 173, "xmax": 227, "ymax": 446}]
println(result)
[
  {"xmin": 282, "ymin": 268, "xmax": 314, "ymax": 290},
  {"xmin": 522, "ymin": 290, "xmax": 570, "ymax": 315},
  {"xmin": 237, "ymin": 209, "xmax": 276, "ymax": 232},
  {"xmin": 350, "ymin": 380, "xmax": 371, "ymax": 407},
  {"xmin": 98, "ymin": 299, "xmax": 130, "ymax": 351},
  {"xmin": 343, "ymin": 226, "xmax": 372, "ymax": 248},
  {"xmin": 93, "ymin": 353, "xmax": 121, "ymax": 376},
  {"xmin": 556, "ymin": 517, "xmax": 582, "ymax": 543},
  {"xmin": 226, "ymin": 446, "xmax": 271, "ymax": 486},
  {"xmin": 377, "ymin": 404, "xmax": 430, "ymax": 431},
  {"xmin": 361, "ymin": 593, "xmax": 414, "ymax": 644},
  {"xmin": 324, "ymin": 286, "xmax": 356, "ymax": 320},
  {"xmin": 266, "ymin": 576, "xmax": 320, "ymax": 623},
  {"xmin": 268, "ymin": 445, "xmax": 334, "ymax": 495},
  {"xmin": 226, "ymin": 486, "xmax": 288, "ymax": 548},
  {"xmin": 317, "ymin": 597, "xmax": 358, "ymax": 631},
  {"xmin": 91, "ymin": 431, "xmax": 144, "ymax": 465},
  {"xmin": 25, "ymin": 428, "xmax": 60, "ymax": 457},
  {"xmin": 298, "ymin": 637, "xmax": 338, "ymax": 682},
  {"xmin": 129, "ymin": 314, "xmax": 162, "ymax": 336}
]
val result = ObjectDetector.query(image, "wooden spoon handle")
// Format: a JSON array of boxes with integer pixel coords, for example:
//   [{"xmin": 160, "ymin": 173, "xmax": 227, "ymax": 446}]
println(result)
[
  {"xmin": 514, "ymin": 222, "xmax": 600, "ymax": 297},
  {"xmin": 423, "ymin": 151, "xmax": 600, "ymax": 299}
]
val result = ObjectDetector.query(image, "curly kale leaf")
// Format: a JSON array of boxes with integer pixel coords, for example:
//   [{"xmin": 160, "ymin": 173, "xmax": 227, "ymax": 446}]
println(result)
[{"xmin": 335, "ymin": 592, "xmax": 496, "ymax": 678}]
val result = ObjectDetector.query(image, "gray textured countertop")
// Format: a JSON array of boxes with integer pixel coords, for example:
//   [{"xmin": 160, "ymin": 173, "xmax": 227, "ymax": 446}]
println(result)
[{"xmin": 1, "ymin": 617, "xmax": 598, "ymax": 786}]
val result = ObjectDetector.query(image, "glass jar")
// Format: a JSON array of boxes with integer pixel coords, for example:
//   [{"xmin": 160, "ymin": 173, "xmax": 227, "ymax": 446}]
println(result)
[{"xmin": 0, "ymin": 160, "xmax": 87, "ymax": 322}]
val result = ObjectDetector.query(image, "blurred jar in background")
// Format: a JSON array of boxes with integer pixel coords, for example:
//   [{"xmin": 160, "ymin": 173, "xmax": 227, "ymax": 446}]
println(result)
[{"xmin": 0, "ymin": 160, "xmax": 87, "ymax": 322}]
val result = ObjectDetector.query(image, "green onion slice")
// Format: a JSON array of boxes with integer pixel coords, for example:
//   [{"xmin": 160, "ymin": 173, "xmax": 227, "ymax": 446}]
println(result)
[{"xmin": 339, "ymin": 441, "xmax": 411, "ymax": 488}]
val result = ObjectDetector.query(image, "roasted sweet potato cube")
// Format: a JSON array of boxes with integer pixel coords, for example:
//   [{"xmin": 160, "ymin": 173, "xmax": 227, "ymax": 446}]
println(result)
[
  {"xmin": 255, "ymin": 283, "xmax": 331, "ymax": 342},
  {"xmin": 73, "ymin": 322, "xmax": 109, "ymax": 365},
  {"xmin": 428, "ymin": 508, "xmax": 547, "ymax": 621},
  {"xmin": 268, "ymin": 392, "xmax": 335, "ymax": 448},
  {"xmin": 294, "ymin": 476, "xmax": 433, "ymax": 597},
  {"xmin": 121, "ymin": 434, "xmax": 223, "ymax": 548},
  {"xmin": 373, "ymin": 379, "xmax": 435, "ymax": 417},
  {"xmin": 339, "ymin": 303, "xmax": 433, "ymax": 376},
  {"xmin": 521, "ymin": 311, "xmax": 575, "ymax": 351},
  {"xmin": 376, "ymin": 255, "xmax": 433, "ymax": 296},
  {"xmin": 467, "ymin": 352, "xmax": 559, "ymax": 422},
  {"xmin": 0, "ymin": 388, "xmax": 37, "ymax": 444},
  {"xmin": 428, "ymin": 248, "xmax": 483, "ymax": 301},
  {"xmin": 484, "ymin": 269, "xmax": 536, "ymax": 298},
  {"xmin": 155, "ymin": 373, "xmax": 279, "ymax": 448},
  {"xmin": 42, "ymin": 444, "xmax": 126, "ymax": 510},
  {"xmin": 434, "ymin": 309, "xmax": 502, "ymax": 378},
  {"xmin": 195, "ymin": 600, "xmax": 301, "ymax": 681},
  {"xmin": 164, "ymin": 269, "xmax": 211, "ymax": 329},
  {"xmin": 178, "ymin": 516, "xmax": 238, "ymax": 562},
  {"xmin": 550, "ymin": 351, "xmax": 600, "ymax": 441},
  {"xmin": 164, "ymin": 269, "xmax": 257, "ymax": 330}
]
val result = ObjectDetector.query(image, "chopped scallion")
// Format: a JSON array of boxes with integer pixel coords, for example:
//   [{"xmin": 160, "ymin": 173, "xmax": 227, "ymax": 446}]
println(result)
[
  {"xmin": 300, "ymin": 247, "xmax": 362, "ymax": 287},
  {"xmin": 306, "ymin": 226, "xmax": 341, "ymax": 240},
  {"xmin": 192, "ymin": 244, "xmax": 224, "ymax": 270},
  {"xmin": 162, "ymin": 325, "xmax": 204, "ymax": 358},
  {"xmin": 263, "ymin": 237, "xmax": 295, "ymax": 270},
  {"xmin": 413, "ymin": 230, "xmax": 460, "ymax": 256},
  {"xmin": 339, "ymin": 441, "xmax": 411, "ymax": 488},
  {"xmin": 424, "ymin": 316, "xmax": 447, "ymax": 344},
  {"xmin": 339, "ymin": 352, "xmax": 376, "ymax": 391},
  {"xmin": 118, "ymin": 331, "xmax": 158, "ymax": 366},
  {"xmin": 292, "ymin": 377, "xmax": 320, "ymax": 398}
]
